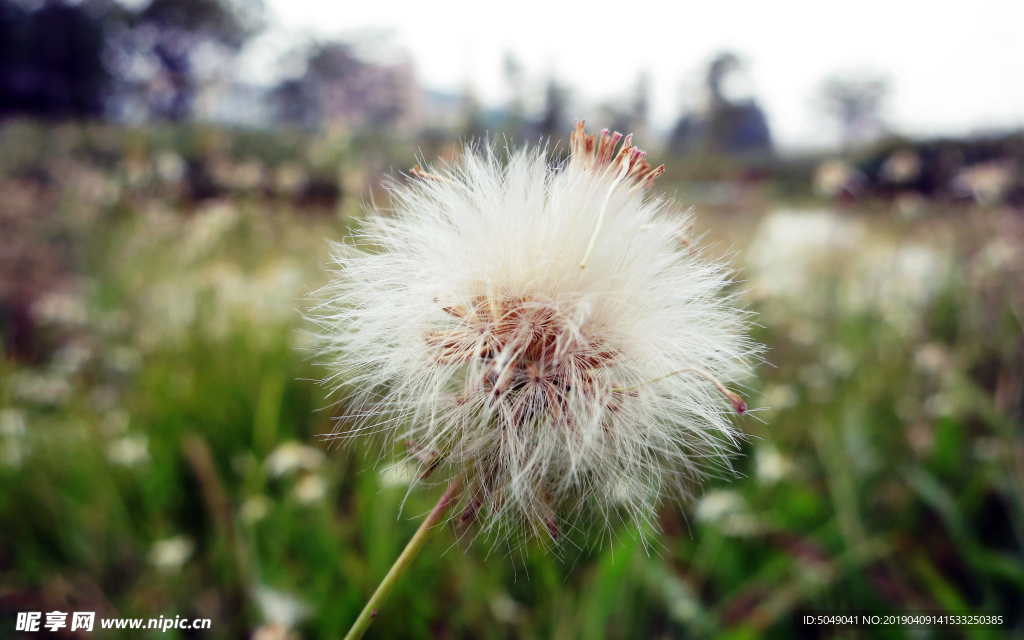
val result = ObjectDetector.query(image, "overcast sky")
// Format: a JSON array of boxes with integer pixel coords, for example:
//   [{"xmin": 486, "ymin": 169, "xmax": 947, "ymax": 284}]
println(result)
[{"xmin": 246, "ymin": 0, "xmax": 1024, "ymax": 150}]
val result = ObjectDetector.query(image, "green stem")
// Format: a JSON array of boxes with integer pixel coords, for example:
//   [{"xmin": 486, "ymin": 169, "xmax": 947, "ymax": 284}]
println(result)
[{"xmin": 343, "ymin": 478, "xmax": 461, "ymax": 640}]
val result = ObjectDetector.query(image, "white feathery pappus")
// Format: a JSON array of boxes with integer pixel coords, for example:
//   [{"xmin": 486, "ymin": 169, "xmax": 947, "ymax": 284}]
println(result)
[{"xmin": 310, "ymin": 122, "xmax": 761, "ymax": 546}]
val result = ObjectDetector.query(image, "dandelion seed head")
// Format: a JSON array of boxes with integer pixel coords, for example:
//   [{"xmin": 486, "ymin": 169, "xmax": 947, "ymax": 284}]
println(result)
[{"xmin": 313, "ymin": 123, "xmax": 760, "ymax": 543}]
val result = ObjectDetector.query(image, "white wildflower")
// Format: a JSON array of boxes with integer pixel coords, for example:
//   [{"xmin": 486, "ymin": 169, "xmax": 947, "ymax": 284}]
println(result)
[
  {"xmin": 914, "ymin": 343, "xmax": 951, "ymax": 373},
  {"xmin": 150, "ymin": 536, "xmax": 194, "ymax": 572},
  {"xmin": 489, "ymin": 593, "xmax": 524, "ymax": 624},
  {"xmin": 254, "ymin": 585, "xmax": 310, "ymax": 630},
  {"xmin": 52, "ymin": 343, "xmax": 92, "ymax": 376},
  {"xmin": 755, "ymin": 443, "xmax": 792, "ymax": 485},
  {"xmin": 265, "ymin": 441, "xmax": 326, "ymax": 477},
  {"xmin": 313, "ymin": 123, "xmax": 759, "ymax": 542},
  {"xmin": 760, "ymin": 384, "xmax": 799, "ymax": 411},
  {"xmin": 0, "ymin": 409, "xmax": 26, "ymax": 438},
  {"xmin": 11, "ymin": 372, "xmax": 72, "ymax": 406},
  {"xmin": 155, "ymin": 151, "xmax": 186, "ymax": 184},
  {"xmin": 746, "ymin": 209, "xmax": 864, "ymax": 302},
  {"xmin": 240, "ymin": 495, "xmax": 273, "ymax": 524},
  {"xmin": 293, "ymin": 474, "xmax": 326, "ymax": 504},
  {"xmin": 107, "ymin": 435, "xmax": 150, "ymax": 467},
  {"xmin": 695, "ymin": 489, "xmax": 758, "ymax": 536},
  {"xmin": 0, "ymin": 409, "xmax": 29, "ymax": 468},
  {"xmin": 273, "ymin": 162, "xmax": 308, "ymax": 195},
  {"xmin": 813, "ymin": 159, "xmax": 865, "ymax": 198},
  {"xmin": 31, "ymin": 292, "xmax": 88, "ymax": 327},
  {"xmin": 695, "ymin": 489, "xmax": 745, "ymax": 523}
]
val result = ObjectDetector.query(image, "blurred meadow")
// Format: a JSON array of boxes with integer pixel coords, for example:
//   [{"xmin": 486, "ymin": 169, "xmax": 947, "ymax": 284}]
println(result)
[
  {"xmin": 2, "ymin": 0, "xmax": 1024, "ymax": 637},
  {"xmin": 1, "ymin": 119, "xmax": 1022, "ymax": 639}
]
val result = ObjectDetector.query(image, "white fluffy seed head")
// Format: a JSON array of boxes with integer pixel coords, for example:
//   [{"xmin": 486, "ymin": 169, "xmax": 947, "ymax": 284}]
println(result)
[{"xmin": 312, "ymin": 124, "xmax": 761, "ymax": 544}]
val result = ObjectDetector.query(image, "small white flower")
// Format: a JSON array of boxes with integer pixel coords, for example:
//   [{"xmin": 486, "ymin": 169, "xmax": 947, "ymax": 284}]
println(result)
[
  {"xmin": 747, "ymin": 209, "xmax": 864, "ymax": 302},
  {"xmin": 240, "ymin": 496, "xmax": 273, "ymax": 524},
  {"xmin": 150, "ymin": 536, "xmax": 194, "ymax": 572},
  {"xmin": 914, "ymin": 343, "xmax": 951, "ymax": 373},
  {"xmin": 107, "ymin": 435, "xmax": 150, "ymax": 467},
  {"xmin": 314, "ymin": 123, "xmax": 759, "ymax": 542},
  {"xmin": 755, "ymin": 443, "xmax": 792, "ymax": 485},
  {"xmin": 254, "ymin": 585, "xmax": 310, "ymax": 629},
  {"xmin": 265, "ymin": 441, "xmax": 326, "ymax": 477},
  {"xmin": 0, "ymin": 409, "xmax": 26, "ymax": 438},
  {"xmin": 155, "ymin": 151, "xmax": 186, "ymax": 184},
  {"xmin": 0, "ymin": 410, "xmax": 28, "ymax": 468},
  {"xmin": 293, "ymin": 475, "xmax": 326, "ymax": 504},
  {"xmin": 273, "ymin": 162, "xmax": 308, "ymax": 195},
  {"xmin": 489, "ymin": 593, "xmax": 524, "ymax": 624},
  {"xmin": 695, "ymin": 490, "xmax": 758, "ymax": 536},
  {"xmin": 31, "ymin": 292, "xmax": 88, "ymax": 327},
  {"xmin": 52, "ymin": 344, "xmax": 92, "ymax": 376},
  {"xmin": 695, "ymin": 490, "xmax": 745, "ymax": 523},
  {"xmin": 11, "ymin": 373, "xmax": 72, "ymax": 406},
  {"xmin": 760, "ymin": 384, "xmax": 798, "ymax": 411}
]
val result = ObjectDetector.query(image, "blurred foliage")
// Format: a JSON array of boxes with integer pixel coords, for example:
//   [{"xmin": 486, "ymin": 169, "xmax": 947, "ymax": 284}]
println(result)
[
  {"xmin": 815, "ymin": 71, "xmax": 889, "ymax": 153},
  {"xmin": 0, "ymin": 121, "xmax": 1022, "ymax": 639},
  {"xmin": 0, "ymin": 0, "xmax": 111, "ymax": 118},
  {"xmin": 667, "ymin": 52, "xmax": 773, "ymax": 161},
  {"xmin": 0, "ymin": 0, "xmax": 263, "ymax": 122}
]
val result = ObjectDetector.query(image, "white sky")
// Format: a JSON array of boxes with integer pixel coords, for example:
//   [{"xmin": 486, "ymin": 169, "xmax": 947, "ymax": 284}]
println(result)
[{"xmin": 245, "ymin": 0, "xmax": 1024, "ymax": 150}]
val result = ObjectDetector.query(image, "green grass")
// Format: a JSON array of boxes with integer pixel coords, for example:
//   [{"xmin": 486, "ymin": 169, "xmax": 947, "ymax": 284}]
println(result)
[{"xmin": 1, "ymin": 121, "xmax": 1022, "ymax": 639}]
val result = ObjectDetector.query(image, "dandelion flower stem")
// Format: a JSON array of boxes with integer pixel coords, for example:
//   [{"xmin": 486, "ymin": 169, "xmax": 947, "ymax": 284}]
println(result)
[{"xmin": 343, "ymin": 478, "xmax": 461, "ymax": 640}]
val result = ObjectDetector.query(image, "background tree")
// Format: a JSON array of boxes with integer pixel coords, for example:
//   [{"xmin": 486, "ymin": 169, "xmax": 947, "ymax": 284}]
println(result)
[
  {"xmin": 107, "ymin": 0, "xmax": 264, "ymax": 121},
  {"xmin": 817, "ymin": 70, "xmax": 889, "ymax": 153},
  {"xmin": 536, "ymin": 76, "xmax": 568, "ymax": 143},
  {"xmin": 501, "ymin": 50, "xmax": 525, "ymax": 142},
  {"xmin": 270, "ymin": 39, "xmax": 417, "ymax": 133},
  {"xmin": 0, "ymin": 0, "xmax": 114, "ymax": 119},
  {"xmin": 604, "ymin": 72, "xmax": 650, "ymax": 140},
  {"xmin": 668, "ymin": 52, "xmax": 772, "ymax": 158},
  {"xmin": 460, "ymin": 84, "xmax": 486, "ymax": 141}
]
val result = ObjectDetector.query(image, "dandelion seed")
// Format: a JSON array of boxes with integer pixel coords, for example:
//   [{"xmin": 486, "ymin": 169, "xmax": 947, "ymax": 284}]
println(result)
[{"xmin": 313, "ymin": 123, "xmax": 760, "ymax": 639}]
